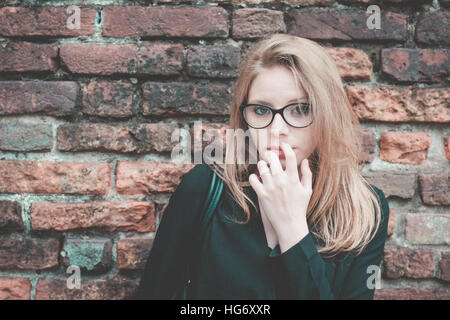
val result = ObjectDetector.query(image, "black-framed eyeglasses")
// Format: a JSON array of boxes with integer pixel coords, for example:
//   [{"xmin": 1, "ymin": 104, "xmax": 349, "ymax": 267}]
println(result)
[{"xmin": 240, "ymin": 102, "xmax": 313, "ymax": 129}]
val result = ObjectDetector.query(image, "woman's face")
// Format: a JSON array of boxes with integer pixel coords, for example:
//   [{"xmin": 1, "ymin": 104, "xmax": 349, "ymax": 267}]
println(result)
[{"xmin": 246, "ymin": 65, "xmax": 317, "ymax": 173}]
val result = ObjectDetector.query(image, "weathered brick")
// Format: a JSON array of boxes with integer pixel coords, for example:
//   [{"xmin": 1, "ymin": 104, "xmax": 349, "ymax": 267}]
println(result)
[
  {"xmin": 405, "ymin": 214, "xmax": 450, "ymax": 245},
  {"xmin": 0, "ymin": 81, "xmax": 79, "ymax": 117},
  {"xmin": 0, "ymin": 6, "xmax": 96, "ymax": 37},
  {"xmin": 445, "ymin": 136, "xmax": 450, "ymax": 160},
  {"xmin": 326, "ymin": 47, "xmax": 373, "ymax": 82},
  {"xmin": 288, "ymin": 8, "xmax": 407, "ymax": 41},
  {"xmin": 117, "ymin": 237, "xmax": 154, "ymax": 270},
  {"xmin": 346, "ymin": 86, "xmax": 450, "ymax": 123},
  {"xmin": 0, "ymin": 160, "xmax": 110, "ymax": 195},
  {"xmin": 383, "ymin": 248, "xmax": 435, "ymax": 279},
  {"xmin": 0, "ymin": 278, "xmax": 31, "ymax": 300},
  {"xmin": 0, "ymin": 42, "xmax": 58, "ymax": 72},
  {"xmin": 379, "ymin": 131, "xmax": 431, "ymax": 164},
  {"xmin": 232, "ymin": 8, "xmax": 285, "ymax": 39},
  {"xmin": 440, "ymin": 252, "xmax": 450, "ymax": 282},
  {"xmin": 0, "ymin": 122, "xmax": 52, "ymax": 152},
  {"xmin": 362, "ymin": 170, "xmax": 415, "ymax": 199},
  {"xmin": 382, "ymin": 49, "xmax": 449, "ymax": 83},
  {"xmin": 60, "ymin": 43, "xmax": 183, "ymax": 75},
  {"xmin": 0, "ymin": 200, "xmax": 24, "ymax": 232},
  {"xmin": 35, "ymin": 277, "xmax": 138, "ymax": 300},
  {"xmin": 207, "ymin": 0, "xmax": 334, "ymax": 3},
  {"xmin": 141, "ymin": 82, "xmax": 232, "ymax": 116},
  {"xmin": 418, "ymin": 173, "xmax": 450, "ymax": 205},
  {"xmin": 374, "ymin": 288, "xmax": 450, "ymax": 300},
  {"xmin": 187, "ymin": 45, "xmax": 240, "ymax": 78},
  {"xmin": 102, "ymin": 6, "xmax": 228, "ymax": 38},
  {"xmin": 0, "ymin": 235, "xmax": 59, "ymax": 270},
  {"xmin": 57, "ymin": 123, "xmax": 176, "ymax": 153},
  {"xmin": 387, "ymin": 208, "xmax": 395, "ymax": 237},
  {"xmin": 82, "ymin": 81, "xmax": 137, "ymax": 118},
  {"xmin": 415, "ymin": 11, "xmax": 450, "ymax": 45},
  {"xmin": 360, "ymin": 129, "xmax": 375, "ymax": 163},
  {"xmin": 31, "ymin": 202, "xmax": 155, "ymax": 233},
  {"xmin": 62, "ymin": 238, "xmax": 112, "ymax": 273},
  {"xmin": 116, "ymin": 162, "xmax": 193, "ymax": 195}
]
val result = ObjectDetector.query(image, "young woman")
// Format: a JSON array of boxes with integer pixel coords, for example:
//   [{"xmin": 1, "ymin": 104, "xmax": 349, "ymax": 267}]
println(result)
[{"xmin": 136, "ymin": 33, "xmax": 390, "ymax": 300}]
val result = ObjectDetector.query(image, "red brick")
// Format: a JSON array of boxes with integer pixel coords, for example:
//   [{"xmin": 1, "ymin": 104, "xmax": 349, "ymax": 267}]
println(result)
[
  {"xmin": 380, "ymin": 131, "xmax": 431, "ymax": 164},
  {"xmin": 326, "ymin": 47, "xmax": 373, "ymax": 82},
  {"xmin": 0, "ymin": 200, "xmax": 24, "ymax": 232},
  {"xmin": 141, "ymin": 82, "xmax": 232, "ymax": 116},
  {"xmin": 382, "ymin": 49, "xmax": 449, "ymax": 83},
  {"xmin": 362, "ymin": 170, "xmax": 416, "ymax": 199},
  {"xmin": 418, "ymin": 173, "xmax": 450, "ymax": 205},
  {"xmin": 35, "ymin": 277, "xmax": 138, "ymax": 300},
  {"xmin": 57, "ymin": 123, "xmax": 177, "ymax": 153},
  {"xmin": 0, "ymin": 160, "xmax": 110, "ymax": 195},
  {"xmin": 60, "ymin": 42, "xmax": 183, "ymax": 75},
  {"xmin": 288, "ymin": 8, "xmax": 407, "ymax": 41},
  {"xmin": 0, "ymin": 42, "xmax": 58, "ymax": 72},
  {"xmin": 383, "ymin": 248, "xmax": 435, "ymax": 279},
  {"xmin": 117, "ymin": 237, "xmax": 154, "ymax": 270},
  {"xmin": 187, "ymin": 45, "xmax": 240, "ymax": 78},
  {"xmin": 374, "ymin": 288, "xmax": 450, "ymax": 300},
  {"xmin": 0, "ymin": 122, "xmax": 52, "ymax": 152},
  {"xmin": 415, "ymin": 11, "xmax": 450, "ymax": 45},
  {"xmin": 0, "ymin": 235, "xmax": 59, "ymax": 270},
  {"xmin": 0, "ymin": 81, "xmax": 79, "ymax": 117},
  {"xmin": 102, "ymin": 6, "xmax": 228, "ymax": 38},
  {"xmin": 444, "ymin": 136, "xmax": 450, "ymax": 160},
  {"xmin": 346, "ymin": 86, "xmax": 450, "ymax": 123},
  {"xmin": 82, "ymin": 81, "xmax": 137, "ymax": 118},
  {"xmin": 0, "ymin": 6, "xmax": 96, "ymax": 37},
  {"xmin": 31, "ymin": 202, "xmax": 155, "ymax": 233},
  {"xmin": 232, "ymin": 8, "xmax": 285, "ymax": 39},
  {"xmin": 439, "ymin": 252, "xmax": 450, "ymax": 282},
  {"xmin": 359, "ymin": 129, "xmax": 375, "ymax": 163},
  {"xmin": 405, "ymin": 214, "xmax": 450, "ymax": 245},
  {"xmin": 116, "ymin": 162, "xmax": 194, "ymax": 195},
  {"xmin": 0, "ymin": 278, "xmax": 31, "ymax": 300}
]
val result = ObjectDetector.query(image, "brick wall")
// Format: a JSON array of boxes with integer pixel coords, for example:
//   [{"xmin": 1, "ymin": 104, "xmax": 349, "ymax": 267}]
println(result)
[{"xmin": 0, "ymin": 0, "xmax": 448, "ymax": 300}]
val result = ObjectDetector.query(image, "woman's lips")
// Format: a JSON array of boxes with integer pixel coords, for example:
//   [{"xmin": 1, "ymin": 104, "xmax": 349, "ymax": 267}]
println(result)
[{"xmin": 267, "ymin": 147, "xmax": 294, "ymax": 159}]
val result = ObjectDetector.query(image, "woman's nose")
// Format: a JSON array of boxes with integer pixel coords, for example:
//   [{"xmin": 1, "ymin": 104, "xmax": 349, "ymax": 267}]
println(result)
[{"xmin": 270, "ymin": 113, "xmax": 289, "ymax": 135}]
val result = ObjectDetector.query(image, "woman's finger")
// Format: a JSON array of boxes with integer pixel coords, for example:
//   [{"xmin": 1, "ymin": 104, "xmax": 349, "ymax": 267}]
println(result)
[
  {"xmin": 300, "ymin": 158, "xmax": 313, "ymax": 190},
  {"xmin": 257, "ymin": 160, "xmax": 273, "ymax": 186},
  {"xmin": 249, "ymin": 173, "xmax": 264, "ymax": 196},
  {"xmin": 280, "ymin": 142, "xmax": 298, "ymax": 177},
  {"xmin": 265, "ymin": 150, "xmax": 283, "ymax": 176}
]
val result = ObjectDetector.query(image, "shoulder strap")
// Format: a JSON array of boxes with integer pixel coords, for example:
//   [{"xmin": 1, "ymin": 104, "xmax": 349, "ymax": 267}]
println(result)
[{"xmin": 200, "ymin": 171, "xmax": 224, "ymax": 230}]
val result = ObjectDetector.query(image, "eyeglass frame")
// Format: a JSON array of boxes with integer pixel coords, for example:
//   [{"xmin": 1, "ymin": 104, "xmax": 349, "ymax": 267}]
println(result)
[{"xmin": 239, "ymin": 102, "xmax": 314, "ymax": 129}]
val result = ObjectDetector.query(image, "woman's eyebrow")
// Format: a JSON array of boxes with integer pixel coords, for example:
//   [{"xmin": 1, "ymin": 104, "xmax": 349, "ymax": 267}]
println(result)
[{"xmin": 248, "ymin": 97, "xmax": 307, "ymax": 104}]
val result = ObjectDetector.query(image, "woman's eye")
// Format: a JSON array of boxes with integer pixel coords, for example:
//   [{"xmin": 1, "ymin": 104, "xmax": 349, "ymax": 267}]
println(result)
[
  {"xmin": 254, "ymin": 106, "xmax": 270, "ymax": 115},
  {"xmin": 293, "ymin": 104, "xmax": 309, "ymax": 114}
]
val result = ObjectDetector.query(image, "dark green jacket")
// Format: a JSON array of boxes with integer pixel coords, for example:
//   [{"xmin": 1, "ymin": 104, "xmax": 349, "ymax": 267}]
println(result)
[{"xmin": 136, "ymin": 164, "xmax": 389, "ymax": 300}]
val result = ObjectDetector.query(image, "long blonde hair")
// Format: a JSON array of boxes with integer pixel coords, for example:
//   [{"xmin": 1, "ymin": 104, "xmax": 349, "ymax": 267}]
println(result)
[{"xmin": 209, "ymin": 33, "xmax": 382, "ymax": 258}]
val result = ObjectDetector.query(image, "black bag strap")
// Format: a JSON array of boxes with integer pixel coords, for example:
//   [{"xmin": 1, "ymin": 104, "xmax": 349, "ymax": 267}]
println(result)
[{"xmin": 172, "ymin": 170, "xmax": 224, "ymax": 300}]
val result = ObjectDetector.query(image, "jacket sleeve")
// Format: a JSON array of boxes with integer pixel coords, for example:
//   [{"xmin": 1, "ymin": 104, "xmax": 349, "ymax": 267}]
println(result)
[
  {"xmin": 134, "ymin": 164, "xmax": 213, "ymax": 300},
  {"xmin": 269, "ymin": 185, "xmax": 390, "ymax": 300}
]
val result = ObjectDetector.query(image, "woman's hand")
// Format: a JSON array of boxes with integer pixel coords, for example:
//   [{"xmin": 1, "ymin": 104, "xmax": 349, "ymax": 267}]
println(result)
[{"xmin": 249, "ymin": 142, "xmax": 313, "ymax": 253}]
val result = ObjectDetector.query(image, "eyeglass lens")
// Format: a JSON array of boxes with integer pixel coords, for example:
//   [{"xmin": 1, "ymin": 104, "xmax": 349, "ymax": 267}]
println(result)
[{"xmin": 243, "ymin": 103, "xmax": 312, "ymax": 128}]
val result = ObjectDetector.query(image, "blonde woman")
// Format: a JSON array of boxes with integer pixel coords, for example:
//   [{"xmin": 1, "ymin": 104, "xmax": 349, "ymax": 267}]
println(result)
[{"xmin": 136, "ymin": 33, "xmax": 389, "ymax": 300}]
